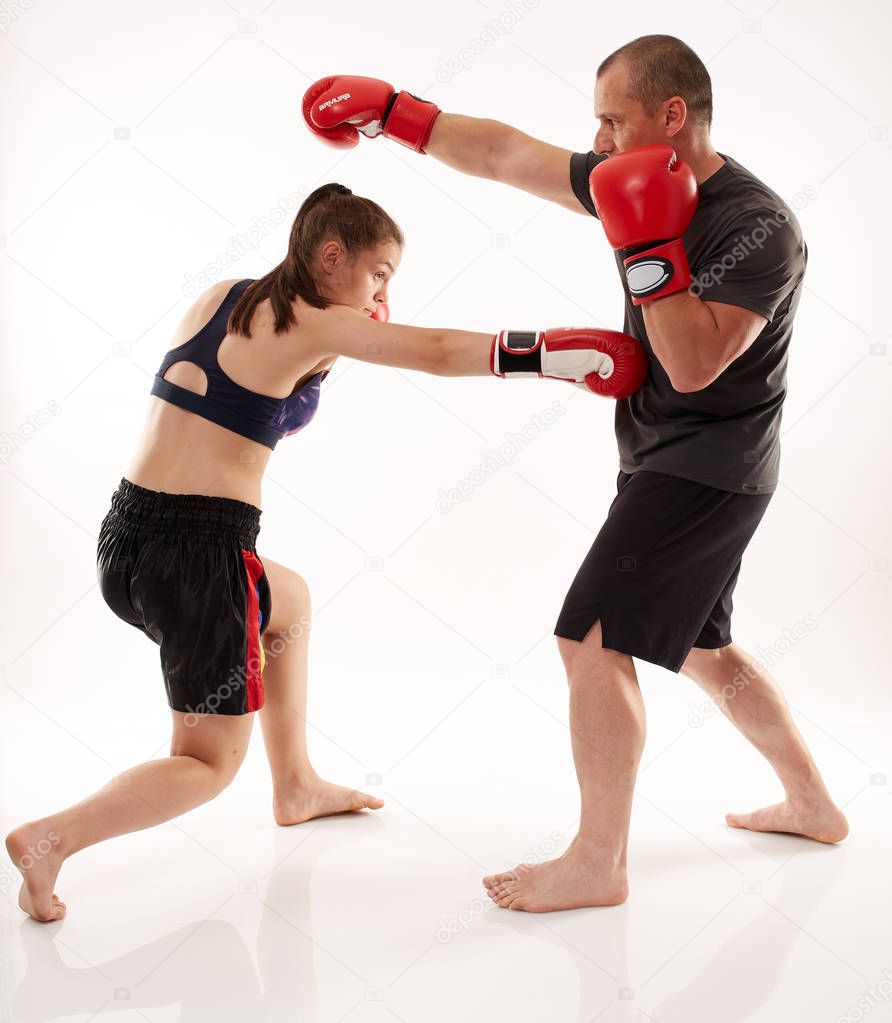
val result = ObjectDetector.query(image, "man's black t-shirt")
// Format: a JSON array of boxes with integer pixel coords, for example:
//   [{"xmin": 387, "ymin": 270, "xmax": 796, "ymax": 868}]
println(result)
[{"xmin": 570, "ymin": 150, "xmax": 807, "ymax": 495}]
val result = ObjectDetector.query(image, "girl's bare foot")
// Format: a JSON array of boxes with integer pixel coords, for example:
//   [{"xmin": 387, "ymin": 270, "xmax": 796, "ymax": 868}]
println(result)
[
  {"xmin": 726, "ymin": 794, "xmax": 849, "ymax": 844},
  {"xmin": 5, "ymin": 822, "xmax": 67, "ymax": 922},
  {"xmin": 273, "ymin": 773, "xmax": 384, "ymax": 826}
]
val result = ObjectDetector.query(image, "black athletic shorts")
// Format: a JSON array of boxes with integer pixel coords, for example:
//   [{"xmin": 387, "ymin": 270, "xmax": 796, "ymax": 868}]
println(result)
[
  {"xmin": 96, "ymin": 478, "xmax": 272, "ymax": 716},
  {"xmin": 554, "ymin": 470, "xmax": 773, "ymax": 673}
]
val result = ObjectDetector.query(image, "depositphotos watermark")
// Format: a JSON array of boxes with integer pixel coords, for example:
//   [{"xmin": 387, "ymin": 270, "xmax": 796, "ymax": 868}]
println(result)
[
  {"xmin": 0, "ymin": 855, "xmax": 18, "ymax": 898},
  {"xmin": 0, "ymin": 401, "xmax": 62, "ymax": 465},
  {"xmin": 686, "ymin": 614, "xmax": 817, "ymax": 727},
  {"xmin": 435, "ymin": 0, "xmax": 540, "ymax": 83},
  {"xmin": 182, "ymin": 614, "xmax": 310, "ymax": 726},
  {"xmin": 181, "ymin": 189, "xmax": 313, "ymax": 298},
  {"xmin": 435, "ymin": 400, "xmax": 565, "ymax": 512},
  {"xmin": 0, "ymin": 0, "xmax": 35, "ymax": 34},
  {"xmin": 435, "ymin": 829, "xmax": 564, "ymax": 942},
  {"xmin": 0, "ymin": 831, "xmax": 60, "ymax": 896},
  {"xmin": 435, "ymin": 891, "xmax": 493, "ymax": 943},
  {"xmin": 501, "ymin": 829, "xmax": 565, "ymax": 874},
  {"xmin": 688, "ymin": 186, "xmax": 816, "ymax": 299},
  {"xmin": 835, "ymin": 968, "xmax": 892, "ymax": 1023}
]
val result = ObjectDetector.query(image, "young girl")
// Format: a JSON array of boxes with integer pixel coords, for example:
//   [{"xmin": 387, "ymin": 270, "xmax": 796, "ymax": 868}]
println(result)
[{"xmin": 5, "ymin": 183, "xmax": 645, "ymax": 922}]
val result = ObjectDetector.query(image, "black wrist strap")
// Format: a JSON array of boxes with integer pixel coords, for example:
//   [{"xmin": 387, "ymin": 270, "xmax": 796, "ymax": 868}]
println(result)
[
  {"xmin": 497, "ymin": 330, "xmax": 543, "ymax": 374},
  {"xmin": 382, "ymin": 91, "xmax": 400, "ymax": 127}
]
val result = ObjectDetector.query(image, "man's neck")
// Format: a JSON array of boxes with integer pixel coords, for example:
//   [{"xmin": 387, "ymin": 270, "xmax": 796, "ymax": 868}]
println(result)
[{"xmin": 682, "ymin": 146, "xmax": 726, "ymax": 185}]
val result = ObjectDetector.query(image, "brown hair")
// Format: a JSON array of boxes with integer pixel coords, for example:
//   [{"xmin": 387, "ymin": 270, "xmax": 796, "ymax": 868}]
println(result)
[
  {"xmin": 597, "ymin": 34, "xmax": 713, "ymax": 130},
  {"xmin": 227, "ymin": 183, "xmax": 404, "ymax": 337}
]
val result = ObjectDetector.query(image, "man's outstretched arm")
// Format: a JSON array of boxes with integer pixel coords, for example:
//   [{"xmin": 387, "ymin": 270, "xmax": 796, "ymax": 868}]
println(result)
[
  {"xmin": 426, "ymin": 115, "xmax": 585, "ymax": 215},
  {"xmin": 302, "ymin": 75, "xmax": 588, "ymax": 215}
]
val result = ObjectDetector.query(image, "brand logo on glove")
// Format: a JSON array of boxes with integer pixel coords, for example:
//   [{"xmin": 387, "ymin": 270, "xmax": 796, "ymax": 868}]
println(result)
[
  {"xmin": 318, "ymin": 93, "xmax": 351, "ymax": 111},
  {"xmin": 626, "ymin": 258, "xmax": 673, "ymax": 298}
]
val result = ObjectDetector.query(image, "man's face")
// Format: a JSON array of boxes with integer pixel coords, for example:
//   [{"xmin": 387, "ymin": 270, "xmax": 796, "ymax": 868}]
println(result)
[{"xmin": 593, "ymin": 60, "xmax": 679, "ymax": 155}]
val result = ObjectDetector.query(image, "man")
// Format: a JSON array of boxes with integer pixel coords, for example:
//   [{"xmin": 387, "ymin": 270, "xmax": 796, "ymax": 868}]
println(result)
[{"xmin": 302, "ymin": 34, "xmax": 849, "ymax": 913}]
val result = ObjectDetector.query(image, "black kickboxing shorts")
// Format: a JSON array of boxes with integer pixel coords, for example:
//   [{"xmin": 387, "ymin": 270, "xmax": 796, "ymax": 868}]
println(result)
[
  {"xmin": 96, "ymin": 478, "xmax": 272, "ymax": 716},
  {"xmin": 554, "ymin": 470, "xmax": 773, "ymax": 673}
]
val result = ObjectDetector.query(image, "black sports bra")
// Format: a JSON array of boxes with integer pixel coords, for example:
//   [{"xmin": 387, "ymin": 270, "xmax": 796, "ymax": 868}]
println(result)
[{"xmin": 150, "ymin": 279, "xmax": 327, "ymax": 449}]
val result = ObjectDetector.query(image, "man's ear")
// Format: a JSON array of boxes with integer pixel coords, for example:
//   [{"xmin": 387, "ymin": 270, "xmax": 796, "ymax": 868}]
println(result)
[{"xmin": 664, "ymin": 96, "xmax": 687, "ymax": 136}]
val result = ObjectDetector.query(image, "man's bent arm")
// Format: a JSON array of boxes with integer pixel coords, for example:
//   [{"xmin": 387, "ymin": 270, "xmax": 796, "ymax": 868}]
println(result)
[{"xmin": 643, "ymin": 293, "xmax": 768, "ymax": 392}]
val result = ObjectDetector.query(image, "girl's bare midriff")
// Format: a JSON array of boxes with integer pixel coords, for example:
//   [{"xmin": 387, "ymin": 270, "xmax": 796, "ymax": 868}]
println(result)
[{"xmin": 124, "ymin": 282, "xmax": 332, "ymax": 509}]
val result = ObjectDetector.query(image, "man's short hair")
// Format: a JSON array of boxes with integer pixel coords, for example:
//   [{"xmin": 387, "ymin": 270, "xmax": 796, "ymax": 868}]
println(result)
[{"xmin": 598, "ymin": 34, "xmax": 713, "ymax": 130}]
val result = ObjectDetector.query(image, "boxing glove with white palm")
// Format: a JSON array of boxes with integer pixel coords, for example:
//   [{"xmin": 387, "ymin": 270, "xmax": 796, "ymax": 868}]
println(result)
[{"xmin": 491, "ymin": 327, "xmax": 647, "ymax": 399}]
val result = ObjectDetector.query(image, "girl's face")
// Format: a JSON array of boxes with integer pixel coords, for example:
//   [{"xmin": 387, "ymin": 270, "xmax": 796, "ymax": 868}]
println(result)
[{"xmin": 317, "ymin": 238, "xmax": 402, "ymax": 318}]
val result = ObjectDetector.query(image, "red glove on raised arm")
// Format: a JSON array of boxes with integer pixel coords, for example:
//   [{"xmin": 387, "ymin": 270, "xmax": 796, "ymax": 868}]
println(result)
[
  {"xmin": 491, "ymin": 327, "xmax": 648, "ymax": 399},
  {"xmin": 588, "ymin": 144, "xmax": 699, "ymax": 306},
  {"xmin": 302, "ymin": 75, "xmax": 440, "ymax": 153}
]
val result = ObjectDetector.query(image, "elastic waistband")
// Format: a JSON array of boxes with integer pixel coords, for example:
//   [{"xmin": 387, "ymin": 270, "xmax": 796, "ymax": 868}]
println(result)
[{"xmin": 107, "ymin": 478, "xmax": 262, "ymax": 547}]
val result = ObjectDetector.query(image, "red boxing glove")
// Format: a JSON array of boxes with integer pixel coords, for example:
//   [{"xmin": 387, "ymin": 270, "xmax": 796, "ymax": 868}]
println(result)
[
  {"xmin": 370, "ymin": 302, "xmax": 389, "ymax": 322},
  {"xmin": 302, "ymin": 75, "xmax": 440, "ymax": 153},
  {"xmin": 491, "ymin": 327, "xmax": 647, "ymax": 399},
  {"xmin": 588, "ymin": 144, "xmax": 699, "ymax": 305}
]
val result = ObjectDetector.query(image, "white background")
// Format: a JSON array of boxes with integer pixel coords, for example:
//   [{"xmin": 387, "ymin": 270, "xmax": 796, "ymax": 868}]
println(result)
[{"xmin": 2, "ymin": 0, "xmax": 891, "ymax": 1020}]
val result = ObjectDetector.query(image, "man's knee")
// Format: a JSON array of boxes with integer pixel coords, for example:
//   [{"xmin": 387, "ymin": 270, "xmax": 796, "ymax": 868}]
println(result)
[
  {"xmin": 557, "ymin": 620, "xmax": 634, "ymax": 680},
  {"xmin": 681, "ymin": 642, "xmax": 737, "ymax": 680}
]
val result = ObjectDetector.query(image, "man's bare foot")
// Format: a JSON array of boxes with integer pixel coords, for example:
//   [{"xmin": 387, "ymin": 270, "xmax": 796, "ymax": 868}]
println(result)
[
  {"xmin": 5, "ymin": 822, "xmax": 67, "ymax": 922},
  {"xmin": 726, "ymin": 794, "xmax": 849, "ymax": 844},
  {"xmin": 482, "ymin": 841, "xmax": 628, "ymax": 913},
  {"xmin": 273, "ymin": 774, "xmax": 384, "ymax": 827}
]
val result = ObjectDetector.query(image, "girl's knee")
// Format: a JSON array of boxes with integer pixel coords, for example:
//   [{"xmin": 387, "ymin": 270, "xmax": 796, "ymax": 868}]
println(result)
[
  {"xmin": 208, "ymin": 754, "xmax": 244, "ymax": 789},
  {"xmin": 180, "ymin": 747, "xmax": 245, "ymax": 791},
  {"xmin": 264, "ymin": 564, "xmax": 311, "ymax": 634},
  {"xmin": 170, "ymin": 710, "xmax": 252, "ymax": 782},
  {"xmin": 287, "ymin": 572, "xmax": 311, "ymax": 618}
]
